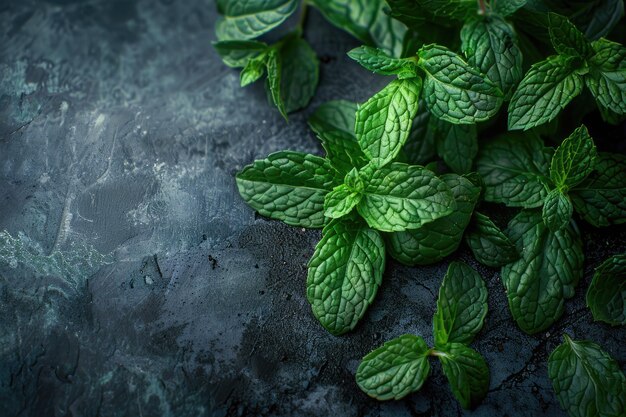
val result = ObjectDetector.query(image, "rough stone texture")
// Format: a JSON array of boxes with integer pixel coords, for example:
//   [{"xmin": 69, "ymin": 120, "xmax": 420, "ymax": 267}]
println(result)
[{"xmin": 0, "ymin": 1, "xmax": 624, "ymax": 417}]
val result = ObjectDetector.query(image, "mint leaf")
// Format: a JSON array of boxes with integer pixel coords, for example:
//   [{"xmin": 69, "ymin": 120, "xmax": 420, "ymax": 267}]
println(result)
[
  {"xmin": 324, "ymin": 185, "xmax": 362, "ymax": 219},
  {"xmin": 586, "ymin": 39, "xmax": 626, "ymax": 116},
  {"xmin": 213, "ymin": 40, "xmax": 268, "ymax": 67},
  {"xmin": 215, "ymin": 0, "xmax": 298, "ymax": 40},
  {"xmin": 548, "ymin": 335, "xmax": 626, "ymax": 417},
  {"xmin": 307, "ymin": 217, "xmax": 385, "ymax": 335},
  {"xmin": 493, "ymin": 0, "xmax": 527, "ymax": 17},
  {"xmin": 436, "ymin": 343, "xmax": 490, "ymax": 410},
  {"xmin": 476, "ymin": 133, "xmax": 552, "ymax": 208},
  {"xmin": 432, "ymin": 118, "xmax": 477, "ymax": 174},
  {"xmin": 266, "ymin": 49, "xmax": 287, "ymax": 119},
  {"xmin": 357, "ymin": 163, "xmax": 456, "ymax": 232},
  {"xmin": 348, "ymin": 46, "xmax": 418, "ymax": 78},
  {"xmin": 386, "ymin": 174, "xmax": 480, "ymax": 265},
  {"xmin": 240, "ymin": 57, "xmax": 266, "ymax": 86},
  {"xmin": 586, "ymin": 254, "xmax": 626, "ymax": 326},
  {"xmin": 548, "ymin": 12, "xmax": 593, "ymax": 59},
  {"xmin": 501, "ymin": 210, "xmax": 583, "ymax": 334},
  {"xmin": 570, "ymin": 153, "xmax": 626, "ymax": 227},
  {"xmin": 461, "ymin": 16, "xmax": 523, "ymax": 99},
  {"xmin": 433, "ymin": 261, "xmax": 488, "ymax": 346},
  {"xmin": 369, "ymin": 3, "xmax": 409, "ymax": 58},
  {"xmin": 508, "ymin": 55, "xmax": 584, "ymax": 130},
  {"xmin": 417, "ymin": 44, "xmax": 503, "ymax": 124},
  {"xmin": 236, "ymin": 151, "xmax": 337, "ymax": 228},
  {"xmin": 465, "ymin": 212, "xmax": 518, "ymax": 268},
  {"xmin": 550, "ymin": 125, "xmax": 597, "ymax": 189},
  {"xmin": 309, "ymin": 101, "xmax": 368, "ymax": 175},
  {"xmin": 355, "ymin": 78, "xmax": 422, "ymax": 167},
  {"xmin": 356, "ymin": 334, "xmax": 431, "ymax": 400},
  {"xmin": 542, "ymin": 189, "xmax": 573, "ymax": 232},
  {"xmin": 413, "ymin": 0, "xmax": 477, "ymax": 21},
  {"xmin": 279, "ymin": 36, "xmax": 319, "ymax": 113}
]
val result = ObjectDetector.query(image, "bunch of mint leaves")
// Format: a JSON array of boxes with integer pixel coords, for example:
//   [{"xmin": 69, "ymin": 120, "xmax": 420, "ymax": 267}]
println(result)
[{"xmin": 213, "ymin": 0, "xmax": 626, "ymax": 415}]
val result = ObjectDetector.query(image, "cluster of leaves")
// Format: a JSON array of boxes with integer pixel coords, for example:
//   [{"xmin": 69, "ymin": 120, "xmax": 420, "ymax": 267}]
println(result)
[
  {"xmin": 218, "ymin": 0, "xmax": 626, "ymax": 415},
  {"xmin": 356, "ymin": 262, "xmax": 489, "ymax": 409}
]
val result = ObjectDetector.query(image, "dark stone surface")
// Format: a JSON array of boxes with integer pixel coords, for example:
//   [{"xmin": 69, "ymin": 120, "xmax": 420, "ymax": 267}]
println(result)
[{"xmin": 0, "ymin": 1, "xmax": 624, "ymax": 416}]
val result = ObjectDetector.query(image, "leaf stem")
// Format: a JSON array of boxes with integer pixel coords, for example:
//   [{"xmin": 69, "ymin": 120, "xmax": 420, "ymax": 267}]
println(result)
[
  {"xmin": 297, "ymin": 2, "xmax": 309, "ymax": 34},
  {"xmin": 477, "ymin": 0, "xmax": 487, "ymax": 15}
]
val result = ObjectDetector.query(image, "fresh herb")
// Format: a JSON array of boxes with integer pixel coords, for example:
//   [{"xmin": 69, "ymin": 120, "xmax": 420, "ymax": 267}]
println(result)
[{"xmin": 586, "ymin": 253, "xmax": 626, "ymax": 326}]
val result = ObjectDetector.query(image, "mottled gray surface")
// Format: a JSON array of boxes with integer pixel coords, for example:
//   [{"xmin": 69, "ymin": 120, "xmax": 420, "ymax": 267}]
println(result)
[{"xmin": 0, "ymin": 1, "xmax": 624, "ymax": 416}]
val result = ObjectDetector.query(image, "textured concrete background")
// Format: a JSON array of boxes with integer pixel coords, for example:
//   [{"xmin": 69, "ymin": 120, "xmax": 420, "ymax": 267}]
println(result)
[{"xmin": 0, "ymin": 1, "xmax": 624, "ymax": 416}]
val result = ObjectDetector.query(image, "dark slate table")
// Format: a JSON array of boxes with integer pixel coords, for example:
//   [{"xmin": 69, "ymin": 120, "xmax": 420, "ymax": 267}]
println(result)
[{"xmin": 1, "ymin": 1, "xmax": 624, "ymax": 416}]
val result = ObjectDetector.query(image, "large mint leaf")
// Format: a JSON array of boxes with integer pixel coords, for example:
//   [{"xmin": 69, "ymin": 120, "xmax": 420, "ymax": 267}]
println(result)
[
  {"xmin": 548, "ymin": 335, "xmax": 626, "ymax": 417},
  {"xmin": 309, "ymin": 101, "xmax": 367, "ymax": 175},
  {"xmin": 417, "ymin": 44, "xmax": 503, "ymax": 125},
  {"xmin": 355, "ymin": 78, "xmax": 422, "ymax": 167},
  {"xmin": 433, "ymin": 261, "xmax": 488, "ymax": 346},
  {"xmin": 279, "ymin": 36, "xmax": 319, "ymax": 114},
  {"xmin": 461, "ymin": 16, "xmax": 523, "ymax": 99},
  {"xmin": 386, "ymin": 174, "xmax": 479, "ymax": 265},
  {"xmin": 216, "ymin": 0, "xmax": 298, "ymax": 40},
  {"xmin": 356, "ymin": 334, "xmax": 431, "ymax": 400},
  {"xmin": 550, "ymin": 125, "xmax": 597, "ymax": 190},
  {"xmin": 508, "ymin": 55, "xmax": 584, "ymax": 130},
  {"xmin": 213, "ymin": 40, "xmax": 268, "ymax": 67},
  {"xmin": 547, "ymin": 12, "xmax": 593, "ymax": 59},
  {"xmin": 570, "ymin": 153, "xmax": 626, "ymax": 227},
  {"xmin": 476, "ymin": 133, "xmax": 552, "ymax": 208},
  {"xmin": 358, "ymin": 163, "xmax": 455, "ymax": 232},
  {"xmin": 465, "ymin": 212, "xmax": 518, "ymax": 268},
  {"xmin": 265, "ymin": 49, "xmax": 287, "ymax": 118},
  {"xmin": 586, "ymin": 39, "xmax": 626, "ymax": 116},
  {"xmin": 586, "ymin": 253, "xmax": 626, "ymax": 326},
  {"xmin": 236, "ymin": 151, "xmax": 337, "ymax": 228},
  {"xmin": 307, "ymin": 218, "xmax": 385, "ymax": 335},
  {"xmin": 432, "ymin": 118, "xmax": 477, "ymax": 174},
  {"xmin": 436, "ymin": 343, "xmax": 490, "ymax": 410},
  {"xmin": 502, "ymin": 210, "xmax": 583, "ymax": 334},
  {"xmin": 542, "ymin": 189, "xmax": 573, "ymax": 232},
  {"xmin": 348, "ymin": 46, "xmax": 418, "ymax": 78}
]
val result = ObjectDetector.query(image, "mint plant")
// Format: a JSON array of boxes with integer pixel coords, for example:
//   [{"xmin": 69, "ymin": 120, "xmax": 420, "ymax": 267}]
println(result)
[
  {"xmin": 548, "ymin": 335, "xmax": 626, "ymax": 417},
  {"xmin": 356, "ymin": 262, "xmax": 489, "ymax": 408}
]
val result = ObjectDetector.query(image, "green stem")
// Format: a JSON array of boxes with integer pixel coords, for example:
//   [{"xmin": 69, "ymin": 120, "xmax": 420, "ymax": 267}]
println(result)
[
  {"xmin": 297, "ymin": 2, "xmax": 309, "ymax": 34},
  {"xmin": 477, "ymin": 0, "xmax": 487, "ymax": 15}
]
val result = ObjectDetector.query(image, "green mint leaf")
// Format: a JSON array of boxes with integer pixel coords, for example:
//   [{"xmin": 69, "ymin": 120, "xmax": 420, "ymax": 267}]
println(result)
[
  {"xmin": 432, "ymin": 118, "xmax": 478, "ymax": 174},
  {"xmin": 356, "ymin": 334, "xmax": 431, "ymax": 400},
  {"xmin": 586, "ymin": 39, "xmax": 626, "ymax": 116},
  {"xmin": 436, "ymin": 343, "xmax": 490, "ymax": 410},
  {"xmin": 548, "ymin": 13, "xmax": 593, "ymax": 59},
  {"xmin": 386, "ymin": 174, "xmax": 480, "ymax": 265},
  {"xmin": 215, "ymin": 0, "xmax": 298, "ymax": 40},
  {"xmin": 542, "ymin": 189, "xmax": 573, "ymax": 232},
  {"xmin": 413, "ymin": 0, "xmax": 477, "ymax": 21},
  {"xmin": 492, "ymin": 0, "xmax": 527, "ymax": 17},
  {"xmin": 501, "ymin": 210, "xmax": 583, "ymax": 334},
  {"xmin": 433, "ymin": 261, "xmax": 488, "ymax": 346},
  {"xmin": 550, "ymin": 125, "xmax": 597, "ymax": 189},
  {"xmin": 368, "ymin": 3, "xmax": 408, "ymax": 58},
  {"xmin": 357, "ymin": 163, "xmax": 456, "ymax": 232},
  {"xmin": 265, "ymin": 49, "xmax": 288, "ymax": 119},
  {"xmin": 213, "ymin": 40, "xmax": 268, "ymax": 68},
  {"xmin": 508, "ymin": 55, "xmax": 584, "ymax": 130},
  {"xmin": 307, "ymin": 217, "xmax": 385, "ymax": 335},
  {"xmin": 476, "ymin": 133, "xmax": 552, "ymax": 208},
  {"xmin": 548, "ymin": 335, "xmax": 626, "ymax": 417},
  {"xmin": 417, "ymin": 44, "xmax": 503, "ymax": 125},
  {"xmin": 279, "ymin": 36, "xmax": 319, "ymax": 114},
  {"xmin": 586, "ymin": 253, "xmax": 626, "ymax": 326},
  {"xmin": 460, "ymin": 16, "xmax": 523, "ymax": 99},
  {"xmin": 236, "ymin": 151, "xmax": 337, "ymax": 228},
  {"xmin": 401, "ymin": 100, "xmax": 436, "ymax": 166},
  {"xmin": 570, "ymin": 153, "xmax": 626, "ymax": 227},
  {"xmin": 324, "ymin": 185, "xmax": 362, "ymax": 219},
  {"xmin": 355, "ymin": 78, "xmax": 422, "ymax": 168},
  {"xmin": 240, "ymin": 57, "xmax": 266, "ymax": 86},
  {"xmin": 465, "ymin": 211, "xmax": 518, "ymax": 268},
  {"xmin": 348, "ymin": 46, "xmax": 418, "ymax": 78},
  {"xmin": 385, "ymin": 0, "xmax": 428, "ymax": 29},
  {"xmin": 309, "ymin": 101, "xmax": 368, "ymax": 175}
]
